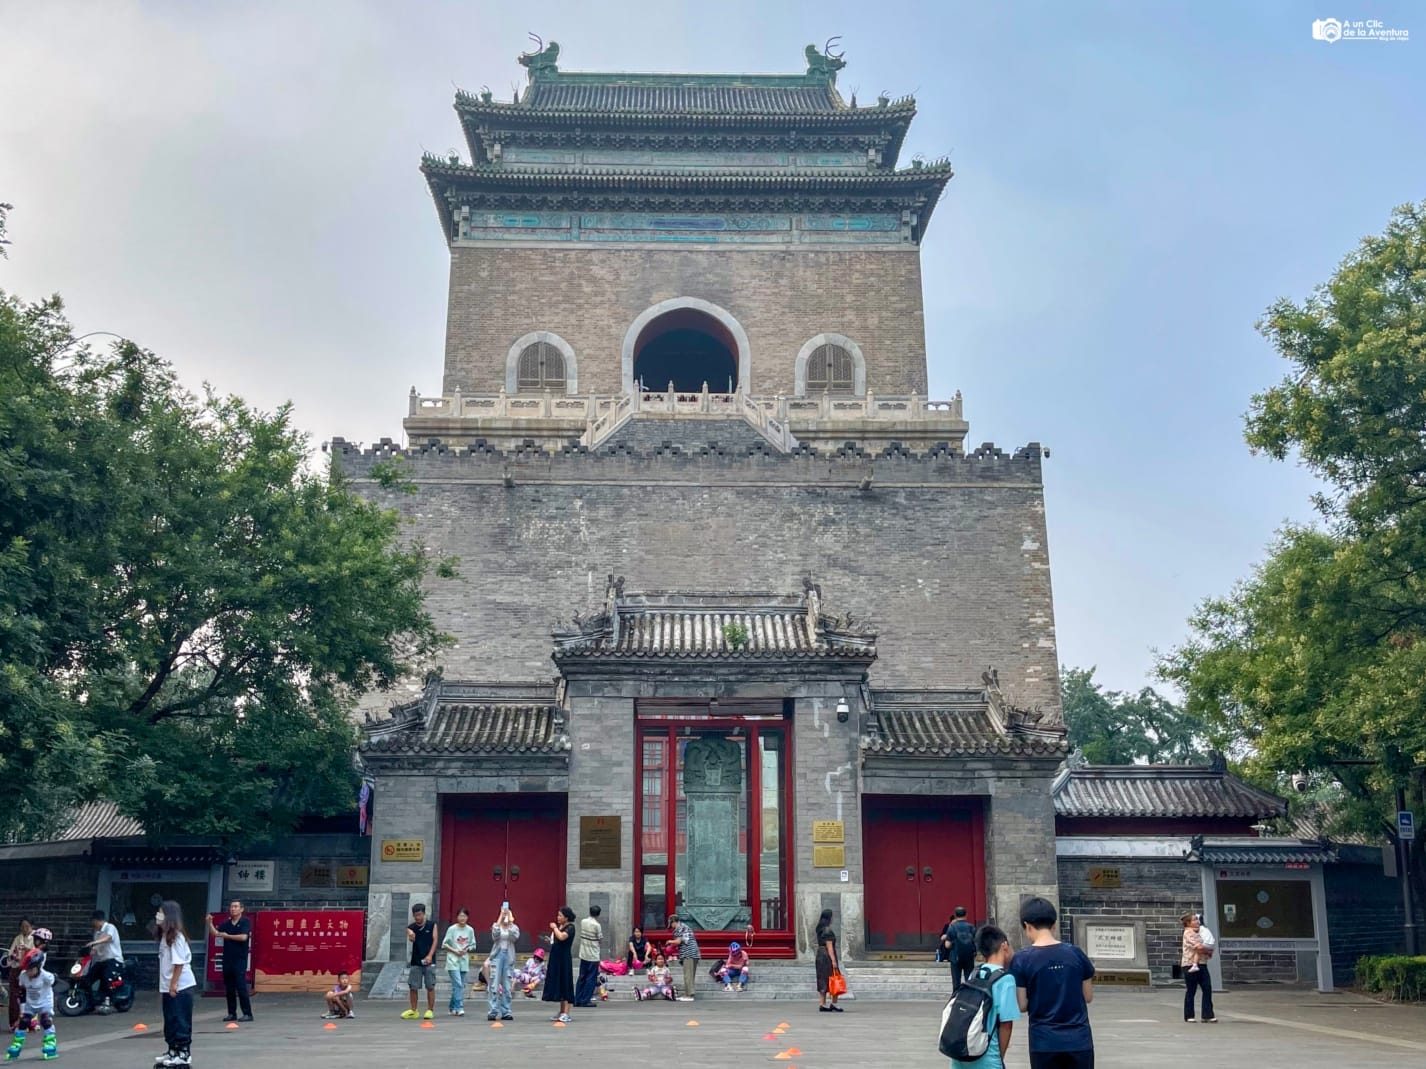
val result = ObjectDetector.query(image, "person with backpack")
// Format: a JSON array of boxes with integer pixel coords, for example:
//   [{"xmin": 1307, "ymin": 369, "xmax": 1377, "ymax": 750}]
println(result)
[
  {"xmin": 1009, "ymin": 897, "xmax": 1095, "ymax": 1069},
  {"xmin": 945, "ymin": 906, "xmax": 978, "ymax": 991},
  {"xmin": 940, "ymin": 925, "xmax": 1021, "ymax": 1069}
]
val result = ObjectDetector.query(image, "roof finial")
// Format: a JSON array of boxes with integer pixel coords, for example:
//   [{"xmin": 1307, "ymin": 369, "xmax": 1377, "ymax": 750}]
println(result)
[
  {"xmin": 804, "ymin": 37, "xmax": 848, "ymax": 80},
  {"xmin": 518, "ymin": 33, "xmax": 560, "ymax": 80}
]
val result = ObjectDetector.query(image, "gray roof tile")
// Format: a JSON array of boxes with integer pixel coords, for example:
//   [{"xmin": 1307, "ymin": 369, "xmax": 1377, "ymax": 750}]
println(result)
[
  {"xmin": 1053, "ymin": 765, "xmax": 1287, "ymax": 820},
  {"xmin": 361, "ymin": 703, "xmax": 570, "ymax": 756},
  {"xmin": 526, "ymin": 82, "xmax": 841, "ymax": 115},
  {"xmin": 58, "ymin": 800, "xmax": 144, "ymax": 841}
]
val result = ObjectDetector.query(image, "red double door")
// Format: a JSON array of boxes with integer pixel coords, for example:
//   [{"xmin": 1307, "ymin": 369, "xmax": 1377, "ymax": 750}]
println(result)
[
  {"xmin": 862, "ymin": 797, "xmax": 986, "ymax": 950},
  {"xmin": 439, "ymin": 795, "xmax": 566, "ymax": 952}
]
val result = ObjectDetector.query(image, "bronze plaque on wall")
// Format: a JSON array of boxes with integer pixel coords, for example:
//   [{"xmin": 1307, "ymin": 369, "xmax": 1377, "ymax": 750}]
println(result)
[
  {"xmin": 812, "ymin": 820, "xmax": 845, "ymax": 843},
  {"xmin": 579, "ymin": 815, "xmax": 622, "ymax": 869},
  {"xmin": 812, "ymin": 845, "xmax": 846, "ymax": 868},
  {"xmin": 1089, "ymin": 866, "xmax": 1122, "ymax": 889}
]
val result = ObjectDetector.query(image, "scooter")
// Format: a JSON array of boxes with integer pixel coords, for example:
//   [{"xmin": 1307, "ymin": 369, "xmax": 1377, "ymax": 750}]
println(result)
[{"xmin": 57, "ymin": 954, "xmax": 135, "ymax": 1016}]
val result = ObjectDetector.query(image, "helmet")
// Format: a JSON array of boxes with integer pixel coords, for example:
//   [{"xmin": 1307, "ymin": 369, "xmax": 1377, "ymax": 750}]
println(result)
[
  {"xmin": 532, "ymin": 948, "xmax": 546, "ymax": 959},
  {"xmin": 729, "ymin": 941, "xmax": 741, "ymax": 953},
  {"xmin": 31, "ymin": 928, "xmax": 52, "ymax": 943},
  {"xmin": 22, "ymin": 950, "xmax": 45, "ymax": 971}
]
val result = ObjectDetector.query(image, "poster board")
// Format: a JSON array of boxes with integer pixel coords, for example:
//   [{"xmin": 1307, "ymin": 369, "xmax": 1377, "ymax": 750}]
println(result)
[{"xmin": 253, "ymin": 910, "xmax": 365, "ymax": 993}]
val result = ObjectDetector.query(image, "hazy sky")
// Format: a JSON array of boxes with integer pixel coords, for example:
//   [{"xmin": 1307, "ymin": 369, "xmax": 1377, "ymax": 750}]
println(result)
[{"xmin": 3, "ymin": 1, "xmax": 1423, "ymax": 694}]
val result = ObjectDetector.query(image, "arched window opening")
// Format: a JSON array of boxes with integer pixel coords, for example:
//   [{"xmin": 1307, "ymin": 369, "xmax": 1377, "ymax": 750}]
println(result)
[
  {"xmin": 516, "ymin": 341, "xmax": 567, "ymax": 393},
  {"xmin": 805, "ymin": 343, "xmax": 855, "ymax": 394}
]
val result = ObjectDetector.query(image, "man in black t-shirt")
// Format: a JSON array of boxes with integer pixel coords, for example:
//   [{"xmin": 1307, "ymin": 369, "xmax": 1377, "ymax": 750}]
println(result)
[
  {"xmin": 945, "ymin": 906, "xmax": 978, "ymax": 991},
  {"xmin": 403, "ymin": 903, "xmax": 439, "ymax": 1020},
  {"xmin": 207, "ymin": 900, "xmax": 254, "ymax": 1022}
]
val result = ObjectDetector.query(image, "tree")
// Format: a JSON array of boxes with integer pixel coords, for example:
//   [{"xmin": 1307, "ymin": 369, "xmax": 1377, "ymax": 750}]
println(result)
[
  {"xmin": 1161, "ymin": 201, "xmax": 1426, "ymax": 897},
  {"xmin": 1060, "ymin": 665, "xmax": 1203, "ymax": 764},
  {"xmin": 0, "ymin": 290, "xmax": 454, "ymax": 844}
]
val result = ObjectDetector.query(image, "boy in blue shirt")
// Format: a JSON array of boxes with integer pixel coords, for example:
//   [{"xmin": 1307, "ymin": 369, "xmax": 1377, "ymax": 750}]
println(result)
[{"xmin": 951, "ymin": 925, "xmax": 1021, "ymax": 1069}]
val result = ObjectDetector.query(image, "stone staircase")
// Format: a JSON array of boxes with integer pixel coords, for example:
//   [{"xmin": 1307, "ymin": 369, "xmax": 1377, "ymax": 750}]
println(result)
[{"xmin": 367, "ymin": 958, "xmax": 953, "ymax": 1003}]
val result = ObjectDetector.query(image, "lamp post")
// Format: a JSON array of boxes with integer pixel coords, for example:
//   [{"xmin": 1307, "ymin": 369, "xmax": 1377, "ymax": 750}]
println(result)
[{"xmin": 1397, "ymin": 786, "xmax": 1418, "ymax": 955}]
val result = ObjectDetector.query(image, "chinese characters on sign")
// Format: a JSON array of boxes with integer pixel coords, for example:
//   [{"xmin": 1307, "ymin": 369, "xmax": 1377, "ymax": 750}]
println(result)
[
  {"xmin": 254, "ymin": 910, "xmax": 365, "ymax": 992},
  {"xmin": 379, "ymin": 839, "xmax": 424, "ymax": 862},
  {"xmin": 227, "ymin": 860, "xmax": 276, "ymax": 893},
  {"xmin": 812, "ymin": 820, "xmax": 845, "ymax": 843}
]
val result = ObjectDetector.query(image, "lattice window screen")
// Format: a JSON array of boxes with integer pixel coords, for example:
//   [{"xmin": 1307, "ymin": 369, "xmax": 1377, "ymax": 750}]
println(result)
[
  {"xmin": 805, "ymin": 343, "xmax": 855, "ymax": 394},
  {"xmin": 516, "ymin": 342, "xmax": 567, "ymax": 392}
]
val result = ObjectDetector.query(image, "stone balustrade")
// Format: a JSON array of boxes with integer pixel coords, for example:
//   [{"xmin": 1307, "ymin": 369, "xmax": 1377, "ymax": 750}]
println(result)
[{"xmin": 408, "ymin": 386, "xmax": 964, "ymax": 425}]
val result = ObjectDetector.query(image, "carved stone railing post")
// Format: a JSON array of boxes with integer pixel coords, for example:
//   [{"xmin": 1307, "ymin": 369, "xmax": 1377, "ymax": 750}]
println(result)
[
  {"xmin": 776, "ymin": 393, "xmax": 788, "ymax": 421},
  {"xmin": 496, "ymin": 387, "xmax": 507, "ymax": 417},
  {"xmin": 408, "ymin": 386, "xmax": 419, "ymax": 417},
  {"xmin": 543, "ymin": 388, "xmax": 553, "ymax": 417},
  {"xmin": 666, "ymin": 383, "xmax": 677, "ymax": 413},
  {"xmin": 451, "ymin": 387, "xmax": 463, "ymax": 418},
  {"xmin": 952, "ymin": 390, "xmax": 963, "ymax": 420},
  {"xmin": 700, "ymin": 382, "xmax": 710, "ymax": 413},
  {"xmin": 909, "ymin": 391, "xmax": 919, "ymax": 419},
  {"xmin": 865, "ymin": 389, "xmax": 876, "ymax": 418}
]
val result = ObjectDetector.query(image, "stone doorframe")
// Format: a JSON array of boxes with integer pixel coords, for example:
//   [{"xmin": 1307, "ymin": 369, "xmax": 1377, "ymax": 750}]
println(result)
[{"xmin": 621, "ymin": 297, "xmax": 753, "ymax": 395}]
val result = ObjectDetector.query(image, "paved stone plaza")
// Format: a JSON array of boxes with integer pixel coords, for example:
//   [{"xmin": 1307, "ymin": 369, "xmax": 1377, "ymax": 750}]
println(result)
[{"xmin": 35, "ymin": 988, "xmax": 1426, "ymax": 1068}]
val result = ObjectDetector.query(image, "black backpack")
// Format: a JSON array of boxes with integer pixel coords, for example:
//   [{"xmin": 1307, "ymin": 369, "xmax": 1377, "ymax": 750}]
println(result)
[
  {"xmin": 938, "ymin": 965, "xmax": 997, "ymax": 1061},
  {"xmin": 954, "ymin": 921, "xmax": 976, "ymax": 954}
]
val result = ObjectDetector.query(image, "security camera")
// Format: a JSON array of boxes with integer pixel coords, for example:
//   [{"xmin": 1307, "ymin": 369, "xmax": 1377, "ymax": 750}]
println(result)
[{"xmin": 1290, "ymin": 772, "xmax": 1310, "ymax": 793}]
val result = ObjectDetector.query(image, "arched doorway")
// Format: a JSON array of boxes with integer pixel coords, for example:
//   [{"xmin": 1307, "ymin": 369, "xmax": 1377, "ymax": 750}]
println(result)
[{"xmin": 622, "ymin": 298, "xmax": 751, "ymax": 394}]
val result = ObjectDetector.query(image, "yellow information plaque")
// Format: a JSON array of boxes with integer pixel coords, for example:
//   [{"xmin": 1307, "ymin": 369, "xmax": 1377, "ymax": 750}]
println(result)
[
  {"xmin": 379, "ymin": 839, "xmax": 424, "ymax": 863},
  {"xmin": 1088, "ymin": 866, "xmax": 1122, "ymax": 889},
  {"xmin": 812, "ymin": 820, "xmax": 845, "ymax": 843},
  {"xmin": 812, "ymin": 844, "xmax": 846, "ymax": 868}
]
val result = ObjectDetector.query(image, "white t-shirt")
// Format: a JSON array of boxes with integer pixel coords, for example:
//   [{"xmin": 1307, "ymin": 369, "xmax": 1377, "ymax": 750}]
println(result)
[
  {"xmin": 93, "ymin": 922, "xmax": 124, "ymax": 963},
  {"xmin": 20, "ymin": 970, "xmax": 56, "ymax": 1015},
  {"xmin": 1199, "ymin": 925, "xmax": 1217, "ymax": 948},
  {"xmin": 159, "ymin": 934, "xmax": 197, "ymax": 993}
]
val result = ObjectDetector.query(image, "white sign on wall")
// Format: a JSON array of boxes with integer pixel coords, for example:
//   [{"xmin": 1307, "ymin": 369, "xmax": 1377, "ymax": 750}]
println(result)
[
  {"xmin": 1084, "ymin": 925, "xmax": 1136, "ymax": 961},
  {"xmin": 228, "ymin": 860, "xmax": 276, "ymax": 893}
]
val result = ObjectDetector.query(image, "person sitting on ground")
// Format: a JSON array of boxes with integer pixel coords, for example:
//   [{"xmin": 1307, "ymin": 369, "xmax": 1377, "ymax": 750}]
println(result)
[
  {"xmin": 510, "ymin": 947, "xmax": 546, "ymax": 997},
  {"xmin": 322, "ymin": 971, "xmax": 356, "ymax": 1019},
  {"xmin": 634, "ymin": 952, "xmax": 675, "ymax": 1002},
  {"xmin": 718, "ymin": 941, "xmax": 750, "ymax": 991}
]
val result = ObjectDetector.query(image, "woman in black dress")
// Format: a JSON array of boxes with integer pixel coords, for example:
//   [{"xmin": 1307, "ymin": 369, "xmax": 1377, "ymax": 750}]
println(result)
[
  {"xmin": 542, "ymin": 906, "xmax": 576, "ymax": 1022},
  {"xmin": 814, "ymin": 908, "xmax": 842, "ymax": 1012}
]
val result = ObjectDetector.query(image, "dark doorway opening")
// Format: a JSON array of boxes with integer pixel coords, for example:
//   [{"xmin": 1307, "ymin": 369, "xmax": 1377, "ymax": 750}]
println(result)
[{"xmin": 633, "ymin": 308, "xmax": 739, "ymax": 393}]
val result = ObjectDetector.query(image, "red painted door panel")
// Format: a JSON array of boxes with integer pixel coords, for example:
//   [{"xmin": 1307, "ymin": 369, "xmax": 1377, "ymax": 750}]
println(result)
[
  {"xmin": 503, "ymin": 807, "xmax": 564, "ymax": 950},
  {"xmin": 863, "ymin": 800, "xmax": 986, "ymax": 949},
  {"xmin": 441, "ymin": 799, "xmax": 567, "ymax": 954},
  {"xmin": 862, "ymin": 808, "xmax": 923, "ymax": 949},
  {"xmin": 915, "ymin": 810, "xmax": 985, "ymax": 937}
]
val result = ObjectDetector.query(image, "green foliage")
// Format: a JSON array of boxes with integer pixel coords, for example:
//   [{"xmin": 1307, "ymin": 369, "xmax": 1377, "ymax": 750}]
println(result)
[
  {"xmin": 0, "ymin": 202, "xmax": 10, "ymax": 258},
  {"xmin": 1354, "ymin": 955, "xmax": 1426, "ymax": 1001},
  {"xmin": 721, "ymin": 622, "xmax": 750, "ymax": 649},
  {"xmin": 0, "ymin": 291, "xmax": 453, "ymax": 845},
  {"xmin": 1160, "ymin": 201, "xmax": 1426, "ymax": 890},
  {"xmin": 1060, "ymin": 666, "xmax": 1204, "ymax": 764}
]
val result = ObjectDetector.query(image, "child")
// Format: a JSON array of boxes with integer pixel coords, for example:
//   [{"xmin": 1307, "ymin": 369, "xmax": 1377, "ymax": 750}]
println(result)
[
  {"xmin": 441, "ymin": 908, "xmax": 475, "ymax": 1016},
  {"xmin": 155, "ymin": 900, "xmax": 197, "ymax": 1069},
  {"xmin": 322, "ymin": 971, "xmax": 356, "ymax": 1019},
  {"xmin": 5, "ymin": 951, "xmax": 56, "ymax": 1061},
  {"xmin": 951, "ymin": 926, "xmax": 1021, "ymax": 1069},
  {"xmin": 511, "ymin": 947, "xmax": 546, "ymax": 998},
  {"xmin": 634, "ymin": 953, "xmax": 675, "ymax": 1001},
  {"xmin": 718, "ymin": 941, "xmax": 750, "ymax": 991}
]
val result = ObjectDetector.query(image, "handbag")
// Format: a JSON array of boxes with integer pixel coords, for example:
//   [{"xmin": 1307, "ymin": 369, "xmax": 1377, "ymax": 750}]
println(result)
[{"xmin": 828, "ymin": 968, "xmax": 848, "ymax": 997}]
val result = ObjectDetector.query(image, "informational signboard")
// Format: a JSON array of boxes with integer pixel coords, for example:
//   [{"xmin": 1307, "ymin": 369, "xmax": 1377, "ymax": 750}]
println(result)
[
  {"xmin": 1217, "ymin": 880, "xmax": 1314, "ymax": 939},
  {"xmin": 335, "ymin": 864, "xmax": 369, "ymax": 888},
  {"xmin": 379, "ymin": 839, "xmax": 424, "ymax": 863},
  {"xmin": 812, "ymin": 845, "xmax": 846, "ymax": 868},
  {"xmin": 228, "ymin": 860, "xmax": 276, "ymax": 893},
  {"xmin": 812, "ymin": 820, "xmax": 845, "ymax": 843},
  {"xmin": 299, "ymin": 860, "xmax": 334, "ymax": 888},
  {"xmin": 1084, "ymin": 925, "xmax": 1136, "ymax": 961},
  {"xmin": 578, "ymin": 815, "xmax": 622, "ymax": 869},
  {"xmin": 1399, "ymin": 810, "xmax": 1416, "ymax": 841},
  {"xmin": 1088, "ymin": 866, "xmax": 1122, "ymax": 889},
  {"xmin": 254, "ymin": 910, "xmax": 364, "ymax": 992}
]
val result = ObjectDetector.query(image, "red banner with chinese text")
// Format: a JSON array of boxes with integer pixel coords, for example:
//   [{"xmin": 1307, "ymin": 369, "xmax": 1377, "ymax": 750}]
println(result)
[{"xmin": 253, "ymin": 911, "xmax": 364, "ymax": 992}]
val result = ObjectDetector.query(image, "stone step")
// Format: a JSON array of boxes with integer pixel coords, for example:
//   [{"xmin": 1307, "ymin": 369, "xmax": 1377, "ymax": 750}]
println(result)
[{"xmin": 365, "ymin": 960, "xmax": 953, "ymax": 1001}]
